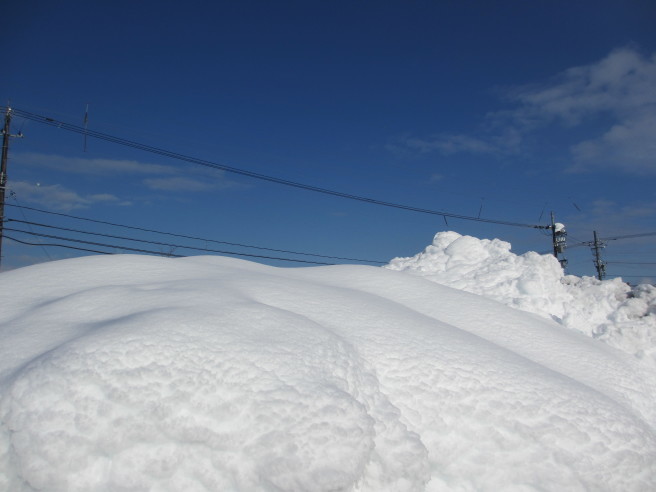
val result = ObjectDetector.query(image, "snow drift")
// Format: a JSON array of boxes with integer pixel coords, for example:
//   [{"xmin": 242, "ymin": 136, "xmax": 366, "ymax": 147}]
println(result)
[
  {"xmin": 1, "ymin": 253, "xmax": 656, "ymax": 491},
  {"xmin": 386, "ymin": 231, "xmax": 656, "ymax": 367}
]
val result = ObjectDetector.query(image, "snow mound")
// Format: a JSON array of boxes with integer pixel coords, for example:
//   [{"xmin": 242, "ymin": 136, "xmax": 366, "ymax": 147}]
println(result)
[
  {"xmin": 1, "ymin": 254, "xmax": 656, "ymax": 491},
  {"xmin": 386, "ymin": 231, "xmax": 656, "ymax": 366}
]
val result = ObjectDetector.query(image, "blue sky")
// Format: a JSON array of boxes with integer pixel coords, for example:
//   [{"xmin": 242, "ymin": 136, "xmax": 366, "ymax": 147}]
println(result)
[{"xmin": 2, "ymin": 0, "xmax": 655, "ymax": 280}]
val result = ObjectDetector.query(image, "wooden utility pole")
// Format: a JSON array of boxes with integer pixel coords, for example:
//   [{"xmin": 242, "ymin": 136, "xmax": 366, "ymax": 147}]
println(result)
[{"xmin": 0, "ymin": 107, "xmax": 23, "ymax": 270}]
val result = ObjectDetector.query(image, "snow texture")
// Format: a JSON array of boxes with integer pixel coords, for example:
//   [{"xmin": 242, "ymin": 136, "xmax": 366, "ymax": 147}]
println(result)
[
  {"xmin": 387, "ymin": 231, "xmax": 656, "ymax": 368},
  {"xmin": 0, "ymin": 249, "xmax": 655, "ymax": 491}
]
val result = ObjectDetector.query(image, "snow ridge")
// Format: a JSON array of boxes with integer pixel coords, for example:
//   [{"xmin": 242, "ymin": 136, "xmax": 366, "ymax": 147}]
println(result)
[{"xmin": 0, "ymin": 253, "xmax": 655, "ymax": 491}]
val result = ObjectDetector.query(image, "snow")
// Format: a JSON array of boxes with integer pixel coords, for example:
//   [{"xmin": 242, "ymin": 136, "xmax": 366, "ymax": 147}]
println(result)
[
  {"xmin": 387, "ymin": 231, "xmax": 656, "ymax": 368},
  {"xmin": 1, "ymin": 244, "xmax": 655, "ymax": 491}
]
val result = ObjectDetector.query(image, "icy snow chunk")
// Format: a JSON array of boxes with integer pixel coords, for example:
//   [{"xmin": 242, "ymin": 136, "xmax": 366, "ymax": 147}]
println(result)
[{"xmin": 387, "ymin": 231, "xmax": 656, "ymax": 368}]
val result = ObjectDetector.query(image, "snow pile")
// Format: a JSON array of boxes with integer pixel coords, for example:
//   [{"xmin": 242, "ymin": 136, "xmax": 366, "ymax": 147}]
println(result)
[
  {"xmin": 1, "ymin": 255, "xmax": 656, "ymax": 491},
  {"xmin": 386, "ymin": 231, "xmax": 656, "ymax": 366}
]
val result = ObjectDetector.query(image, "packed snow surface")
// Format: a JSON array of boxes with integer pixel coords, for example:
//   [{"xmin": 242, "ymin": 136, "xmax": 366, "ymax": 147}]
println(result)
[
  {"xmin": 1, "ymin": 253, "xmax": 656, "ymax": 491},
  {"xmin": 387, "ymin": 231, "xmax": 656, "ymax": 367}
]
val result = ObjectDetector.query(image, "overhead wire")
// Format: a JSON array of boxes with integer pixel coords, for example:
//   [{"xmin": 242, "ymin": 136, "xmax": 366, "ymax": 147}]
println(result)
[
  {"xmin": 8, "ymin": 106, "xmax": 575, "ymax": 217},
  {"xmin": 4, "ymin": 228, "xmax": 186, "ymax": 257},
  {"xmin": 6, "ymin": 106, "xmax": 549, "ymax": 230},
  {"xmin": 566, "ymin": 233, "xmax": 587, "ymax": 244},
  {"xmin": 603, "ymin": 250, "xmax": 655, "ymax": 255},
  {"xmin": 568, "ymin": 231, "xmax": 656, "ymax": 249},
  {"xmin": 3, "ymin": 227, "xmax": 337, "ymax": 265},
  {"xmin": 4, "ymin": 219, "xmax": 341, "ymax": 265},
  {"xmin": 8, "ymin": 192, "xmax": 53, "ymax": 261},
  {"xmin": 5, "ymin": 203, "xmax": 384, "ymax": 264},
  {"xmin": 606, "ymin": 261, "xmax": 656, "ymax": 265},
  {"xmin": 606, "ymin": 274, "xmax": 655, "ymax": 279},
  {"xmin": 4, "ymin": 235, "xmax": 113, "ymax": 256},
  {"xmin": 600, "ymin": 232, "xmax": 656, "ymax": 241}
]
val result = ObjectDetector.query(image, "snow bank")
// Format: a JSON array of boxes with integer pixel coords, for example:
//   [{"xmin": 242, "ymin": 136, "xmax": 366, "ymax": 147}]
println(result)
[
  {"xmin": 386, "ymin": 231, "xmax": 656, "ymax": 366},
  {"xmin": 1, "ymin": 254, "xmax": 656, "ymax": 491}
]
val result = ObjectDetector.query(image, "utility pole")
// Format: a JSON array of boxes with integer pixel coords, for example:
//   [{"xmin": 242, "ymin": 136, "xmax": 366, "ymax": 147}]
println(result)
[
  {"xmin": 550, "ymin": 212, "xmax": 558, "ymax": 258},
  {"xmin": 0, "ymin": 107, "xmax": 23, "ymax": 270},
  {"xmin": 591, "ymin": 231, "xmax": 606, "ymax": 281},
  {"xmin": 550, "ymin": 211, "xmax": 568, "ymax": 269}
]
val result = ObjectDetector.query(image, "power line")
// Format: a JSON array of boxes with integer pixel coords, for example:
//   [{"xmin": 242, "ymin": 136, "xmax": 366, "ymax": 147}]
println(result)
[
  {"xmin": 5, "ymin": 203, "xmax": 384, "ymax": 264},
  {"xmin": 5, "ymin": 219, "xmax": 345, "ymax": 265},
  {"xmin": 607, "ymin": 274, "xmax": 655, "ymax": 280},
  {"xmin": 6, "ymin": 106, "xmax": 548, "ymax": 230},
  {"xmin": 8, "ymin": 192, "xmax": 53, "ymax": 261},
  {"xmin": 569, "ymin": 232, "xmax": 656, "ymax": 250},
  {"xmin": 4, "ymin": 234, "xmax": 113, "ymax": 256},
  {"xmin": 606, "ymin": 261, "xmax": 656, "ymax": 265},
  {"xmin": 6, "ymin": 218, "xmax": 254, "ymax": 257},
  {"xmin": 566, "ymin": 234, "xmax": 587, "ymax": 244},
  {"xmin": 601, "ymin": 232, "xmax": 656, "ymax": 241},
  {"xmin": 603, "ymin": 250, "xmax": 656, "ymax": 255},
  {"xmin": 566, "ymin": 242, "xmax": 589, "ymax": 250},
  {"xmin": 3, "ymin": 227, "xmax": 337, "ymax": 265},
  {"xmin": 5, "ymin": 227, "xmax": 186, "ymax": 257}
]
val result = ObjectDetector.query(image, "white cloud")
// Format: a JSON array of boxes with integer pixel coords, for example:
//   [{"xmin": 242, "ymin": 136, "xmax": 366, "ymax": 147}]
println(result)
[
  {"xmin": 8, "ymin": 181, "xmax": 123, "ymax": 211},
  {"xmin": 394, "ymin": 48, "xmax": 656, "ymax": 175},
  {"xmin": 398, "ymin": 126, "xmax": 523, "ymax": 157},
  {"xmin": 569, "ymin": 110, "xmax": 656, "ymax": 174},
  {"xmin": 14, "ymin": 153, "xmax": 176, "ymax": 176},
  {"xmin": 588, "ymin": 199, "xmax": 656, "ymax": 221},
  {"xmin": 511, "ymin": 48, "xmax": 656, "ymax": 174},
  {"xmin": 564, "ymin": 198, "xmax": 656, "ymax": 242},
  {"xmin": 403, "ymin": 134, "xmax": 497, "ymax": 155},
  {"xmin": 13, "ymin": 152, "xmax": 243, "ymax": 194},
  {"xmin": 513, "ymin": 48, "xmax": 656, "ymax": 124},
  {"xmin": 143, "ymin": 177, "xmax": 219, "ymax": 192},
  {"xmin": 87, "ymin": 193, "xmax": 121, "ymax": 202}
]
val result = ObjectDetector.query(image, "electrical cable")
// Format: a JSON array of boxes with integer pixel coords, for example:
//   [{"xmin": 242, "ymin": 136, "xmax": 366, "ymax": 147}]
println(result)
[
  {"xmin": 6, "ymin": 106, "xmax": 549, "ymax": 230},
  {"xmin": 604, "ymin": 250, "xmax": 655, "ymax": 255},
  {"xmin": 566, "ymin": 234, "xmax": 587, "ymax": 244},
  {"xmin": 4, "ymin": 235, "xmax": 113, "ymax": 255},
  {"xmin": 568, "ymin": 231, "xmax": 656, "ymax": 249},
  {"xmin": 606, "ymin": 275, "xmax": 655, "ymax": 279},
  {"xmin": 8, "ymin": 192, "xmax": 53, "ymax": 261},
  {"xmin": 5, "ymin": 219, "xmax": 341, "ymax": 265},
  {"xmin": 606, "ymin": 261, "xmax": 656, "ymax": 265},
  {"xmin": 564, "ymin": 242, "xmax": 588, "ymax": 250},
  {"xmin": 601, "ymin": 232, "xmax": 656, "ymax": 241},
  {"xmin": 4, "ymin": 203, "xmax": 385, "ymax": 264},
  {"xmin": 3, "ymin": 227, "xmax": 336, "ymax": 265},
  {"xmin": 4, "ymin": 227, "xmax": 185, "ymax": 257}
]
